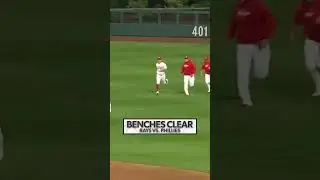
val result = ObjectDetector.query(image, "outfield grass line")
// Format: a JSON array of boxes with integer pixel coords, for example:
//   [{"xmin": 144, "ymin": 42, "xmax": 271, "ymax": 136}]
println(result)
[{"xmin": 111, "ymin": 41, "xmax": 210, "ymax": 46}]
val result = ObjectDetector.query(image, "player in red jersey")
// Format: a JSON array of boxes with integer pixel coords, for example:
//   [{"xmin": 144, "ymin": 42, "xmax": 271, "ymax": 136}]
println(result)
[
  {"xmin": 229, "ymin": 0, "xmax": 276, "ymax": 106},
  {"xmin": 201, "ymin": 56, "xmax": 211, "ymax": 93},
  {"xmin": 181, "ymin": 56, "xmax": 196, "ymax": 96},
  {"xmin": 185, "ymin": 56, "xmax": 196, "ymax": 86},
  {"xmin": 293, "ymin": 0, "xmax": 320, "ymax": 96}
]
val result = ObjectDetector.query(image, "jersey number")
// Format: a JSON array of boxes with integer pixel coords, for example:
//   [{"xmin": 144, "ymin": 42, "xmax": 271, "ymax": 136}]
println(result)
[{"xmin": 192, "ymin": 26, "xmax": 208, "ymax": 37}]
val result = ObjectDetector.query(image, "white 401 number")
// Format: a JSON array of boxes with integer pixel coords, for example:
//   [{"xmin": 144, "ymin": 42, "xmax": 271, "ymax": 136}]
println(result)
[{"xmin": 192, "ymin": 26, "xmax": 208, "ymax": 37}]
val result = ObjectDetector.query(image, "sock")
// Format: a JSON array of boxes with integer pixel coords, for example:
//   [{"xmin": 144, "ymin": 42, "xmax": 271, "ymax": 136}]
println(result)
[
  {"xmin": 310, "ymin": 70, "xmax": 320, "ymax": 92},
  {"xmin": 156, "ymin": 84, "xmax": 160, "ymax": 91},
  {"xmin": 207, "ymin": 83, "xmax": 210, "ymax": 91}
]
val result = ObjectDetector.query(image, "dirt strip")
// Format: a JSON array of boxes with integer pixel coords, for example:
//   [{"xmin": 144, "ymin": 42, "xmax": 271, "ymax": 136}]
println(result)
[{"xmin": 110, "ymin": 161, "xmax": 210, "ymax": 180}]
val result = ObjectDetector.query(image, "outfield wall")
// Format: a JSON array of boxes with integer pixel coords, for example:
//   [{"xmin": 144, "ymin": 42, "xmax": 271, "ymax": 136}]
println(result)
[
  {"xmin": 111, "ymin": 24, "xmax": 199, "ymax": 37},
  {"xmin": 110, "ymin": 8, "xmax": 210, "ymax": 38}
]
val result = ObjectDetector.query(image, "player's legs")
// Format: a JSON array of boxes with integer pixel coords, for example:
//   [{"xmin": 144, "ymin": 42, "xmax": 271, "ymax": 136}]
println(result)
[
  {"xmin": 205, "ymin": 74, "xmax": 210, "ymax": 92},
  {"xmin": 237, "ymin": 44, "xmax": 255, "ymax": 106},
  {"xmin": 184, "ymin": 75, "xmax": 191, "ymax": 95},
  {"xmin": 0, "ymin": 127, "xmax": 3, "ymax": 160},
  {"xmin": 253, "ymin": 44, "xmax": 271, "ymax": 79},
  {"xmin": 155, "ymin": 74, "xmax": 162, "ymax": 93},
  {"xmin": 161, "ymin": 74, "xmax": 168, "ymax": 84},
  {"xmin": 304, "ymin": 39, "xmax": 320, "ymax": 96},
  {"xmin": 316, "ymin": 44, "xmax": 320, "ymax": 69},
  {"xmin": 189, "ymin": 76, "xmax": 195, "ymax": 87}
]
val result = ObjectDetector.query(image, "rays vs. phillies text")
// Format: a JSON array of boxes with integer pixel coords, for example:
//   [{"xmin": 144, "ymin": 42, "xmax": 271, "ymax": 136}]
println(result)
[{"xmin": 123, "ymin": 119, "xmax": 197, "ymax": 135}]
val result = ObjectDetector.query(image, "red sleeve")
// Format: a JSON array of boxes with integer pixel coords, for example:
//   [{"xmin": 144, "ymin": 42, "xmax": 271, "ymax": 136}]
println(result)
[
  {"xmin": 294, "ymin": 5, "xmax": 305, "ymax": 26},
  {"xmin": 228, "ymin": 9, "xmax": 237, "ymax": 39},
  {"xmin": 201, "ymin": 64, "xmax": 205, "ymax": 70},
  {"xmin": 312, "ymin": 11, "xmax": 320, "ymax": 24},
  {"xmin": 312, "ymin": 1, "xmax": 320, "ymax": 24},
  {"xmin": 192, "ymin": 63, "xmax": 196, "ymax": 74},
  {"xmin": 260, "ymin": 4, "xmax": 276, "ymax": 39}
]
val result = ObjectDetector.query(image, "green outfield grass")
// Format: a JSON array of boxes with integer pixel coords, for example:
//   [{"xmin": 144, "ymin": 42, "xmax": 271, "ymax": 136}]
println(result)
[{"xmin": 110, "ymin": 42, "xmax": 210, "ymax": 171}]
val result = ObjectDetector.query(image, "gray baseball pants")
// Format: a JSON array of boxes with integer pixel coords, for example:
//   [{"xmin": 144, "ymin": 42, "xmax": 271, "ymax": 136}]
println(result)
[
  {"xmin": 237, "ymin": 44, "xmax": 271, "ymax": 104},
  {"xmin": 304, "ymin": 39, "xmax": 320, "ymax": 93},
  {"xmin": 0, "ymin": 127, "xmax": 3, "ymax": 160}
]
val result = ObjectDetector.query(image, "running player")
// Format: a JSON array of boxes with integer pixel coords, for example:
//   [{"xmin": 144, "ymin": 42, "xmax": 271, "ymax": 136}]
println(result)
[{"xmin": 155, "ymin": 57, "xmax": 168, "ymax": 94}]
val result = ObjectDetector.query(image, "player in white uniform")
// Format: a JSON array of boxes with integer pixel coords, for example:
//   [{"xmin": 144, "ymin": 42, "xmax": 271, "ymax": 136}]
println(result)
[{"xmin": 155, "ymin": 57, "xmax": 168, "ymax": 94}]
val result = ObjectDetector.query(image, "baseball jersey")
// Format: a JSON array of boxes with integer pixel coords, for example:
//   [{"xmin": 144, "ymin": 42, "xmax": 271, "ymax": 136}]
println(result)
[
  {"xmin": 181, "ymin": 61, "xmax": 196, "ymax": 75},
  {"xmin": 202, "ymin": 62, "xmax": 210, "ymax": 74},
  {"xmin": 156, "ymin": 62, "xmax": 167, "ymax": 75}
]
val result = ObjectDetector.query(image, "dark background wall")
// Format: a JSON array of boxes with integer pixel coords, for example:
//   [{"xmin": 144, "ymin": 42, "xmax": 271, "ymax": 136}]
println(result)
[{"xmin": 0, "ymin": 0, "xmax": 109, "ymax": 179}]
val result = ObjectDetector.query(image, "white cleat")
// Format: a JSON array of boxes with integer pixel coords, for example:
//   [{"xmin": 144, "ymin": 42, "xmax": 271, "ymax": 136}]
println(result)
[
  {"xmin": 185, "ymin": 92, "xmax": 189, "ymax": 96},
  {"xmin": 165, "ymin": 79, "xmax": 168, "ymax": 84},
  {"xmin": 156, "ymin": 91, "xmax": 159, "ymax": 94},
  {"xmin": 312, "ymin": 92, "xmax": 320, "ymax": 96},
  {"xmin": 241, "ymin": 101, "xmax": 253, "ymax": 107}
]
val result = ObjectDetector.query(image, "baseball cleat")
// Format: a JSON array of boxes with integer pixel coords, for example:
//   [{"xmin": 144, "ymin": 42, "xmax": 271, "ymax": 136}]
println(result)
[{"xmin": 241, "ymin": 101, "xmax": 253, "ymax": 107}]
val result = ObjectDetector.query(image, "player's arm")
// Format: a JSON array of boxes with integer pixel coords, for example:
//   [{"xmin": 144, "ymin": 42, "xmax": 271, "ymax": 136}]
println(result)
[
  {"xmin": 163, "ymin": 63, "xmax": 168, "ymax": 71},
  {"xmin": 315, "ymin": 0, "xmax": 320, "ymax": 24},
  {"xmin": 180, "ymin": 65, "xmax": 184, "ymax": 74},
  {"xmin": 291, "ymin": 5, "xmax": 305, "ymax": 40},
  {"xmin": 260, "ymin": 3, "xmax": 276, "ymax": 40},
  {"xmin": 228, "ymin": 8, "xmax": 237, "ymax": 40},
  {"xmin": 191, "ymin": 63, "xmax": 196, "ymax": 76},
  {"xmin": 200, "ymin": 64, "xmax": 205, "ymax": 75},
  {"xmin": 313, "ymin": 8, "xmax": 320, "ymax": 24}
]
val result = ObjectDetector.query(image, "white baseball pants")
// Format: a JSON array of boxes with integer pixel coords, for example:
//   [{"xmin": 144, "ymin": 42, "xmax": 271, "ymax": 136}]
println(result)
[
  {"xmin": 304, "ymin": 39, "xmax": 320, "ymax": 93},
  {"xmin": 237, "ymin": 44, "xmax": 271, "ymax": 104},
  {"xmin": 156, "ymin": 74, "xmax": 167, "ymax": 84},
  {"xmin": 184, "ymin": 75, "xmax": 195, "ymax": 95},
  {"xmin": 205, "ymin": 74, "xmax": 210, "ymax": 84}
]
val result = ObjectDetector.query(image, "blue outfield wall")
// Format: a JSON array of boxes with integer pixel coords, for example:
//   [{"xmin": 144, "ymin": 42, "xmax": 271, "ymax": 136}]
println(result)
[{"xmin": 110, "ymin": 23, "xmax": 210, "ymax": 37}]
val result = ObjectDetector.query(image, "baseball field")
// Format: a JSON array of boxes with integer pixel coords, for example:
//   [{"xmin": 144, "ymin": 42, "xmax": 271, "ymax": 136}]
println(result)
[{"xmin": 110, "ymin": 36, "xmax": 210, "ymax": 180}]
